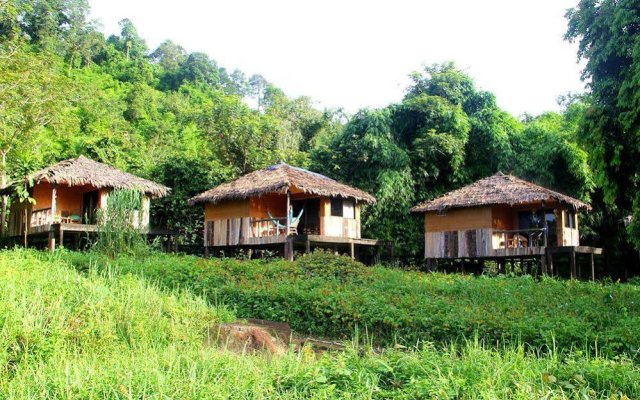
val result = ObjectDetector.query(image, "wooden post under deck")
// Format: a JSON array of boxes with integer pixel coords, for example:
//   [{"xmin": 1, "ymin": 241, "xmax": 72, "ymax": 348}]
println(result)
[
  {"xmin": 590, "ymin": 252, "xmax": 595, "ymax": 281},
  {"xmin": 570, "ymin": 247, "xmax": 577, "ymax": 279},
  {"xmin": 48, "ymin": 228, "xmax": 55, "ymax": 252},
  {"xmin": 350, "ymin": 242, "xmax": 355, "ymax": 260}
]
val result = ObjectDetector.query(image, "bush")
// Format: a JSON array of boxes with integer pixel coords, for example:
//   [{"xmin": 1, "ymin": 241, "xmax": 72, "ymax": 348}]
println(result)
[{"xmin": 296, "ymin": 250, "xmax": 369, "ymax": 282}]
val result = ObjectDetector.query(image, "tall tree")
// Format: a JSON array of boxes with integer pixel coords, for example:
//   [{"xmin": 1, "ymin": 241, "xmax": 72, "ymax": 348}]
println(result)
[
  {"xmin": 0, "ymin": 44, "xmax": 69, "ymax": 233},
  {"xmin": 566, "ymin": 0, "xmax": 640, "ymax": 247}
]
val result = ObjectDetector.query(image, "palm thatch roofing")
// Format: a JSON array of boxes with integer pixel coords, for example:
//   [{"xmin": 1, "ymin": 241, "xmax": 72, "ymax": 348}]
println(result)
[
  {"xmin": 2, "ymin": 156, "xmax": 169, "ymax": 198},
  {"xmin": 189, "ymin": 162, "xmax": 376, "ymax": 205},
  {"xmin": 411, "ymin": 172, "xmax": 590, "ymax": 213}
]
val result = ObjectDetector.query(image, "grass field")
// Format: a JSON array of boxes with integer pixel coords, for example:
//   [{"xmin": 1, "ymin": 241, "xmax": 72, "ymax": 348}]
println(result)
[{"xmin": 1, "ymin": 249, "xmax": 639, "ymax": 398}]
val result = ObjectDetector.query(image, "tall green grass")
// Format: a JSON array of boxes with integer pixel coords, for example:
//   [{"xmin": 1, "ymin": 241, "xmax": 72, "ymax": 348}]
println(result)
[
  {"xmin": 94, "ymin": 189, "xmax": 148, "ymax": 257},
  {"xmin": 2, "ymin": 250, "xmax": 639, "ymax": 399}
]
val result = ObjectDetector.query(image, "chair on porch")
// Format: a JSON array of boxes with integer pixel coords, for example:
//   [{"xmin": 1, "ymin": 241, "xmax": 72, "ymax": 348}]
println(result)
[{"xmin": 288, "ymin": 208, "xmax": 304, "ymax": 235}]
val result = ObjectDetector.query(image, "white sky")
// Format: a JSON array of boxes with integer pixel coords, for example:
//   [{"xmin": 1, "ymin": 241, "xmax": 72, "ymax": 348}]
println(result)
[{"xmin": 88, "ymin": 0, "xmax": 585, "ymax": 117}]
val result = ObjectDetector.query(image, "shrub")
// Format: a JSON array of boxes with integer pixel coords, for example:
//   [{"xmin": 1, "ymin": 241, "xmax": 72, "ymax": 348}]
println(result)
[{"xmin": 295, "ymin": 249, "xmax": 369, "ymax": 282}]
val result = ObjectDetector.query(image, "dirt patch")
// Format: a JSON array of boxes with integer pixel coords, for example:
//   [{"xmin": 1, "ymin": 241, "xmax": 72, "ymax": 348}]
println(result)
[{"xmin": 205, "ymin": 319, "xmax": 344, "ymax": 356}]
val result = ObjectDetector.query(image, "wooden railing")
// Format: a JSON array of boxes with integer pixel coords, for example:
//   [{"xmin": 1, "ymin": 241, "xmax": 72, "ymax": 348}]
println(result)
[
  {"xmin": 30, "ymin": 208, "xmax": 53, "ymax": 227},
  {"xmin": 494, "ymin": 228, "xmax": 547, "ymax": 249},
  {"xmin": 251, "ymin": 217, "xmax": 289, "ymax": 238}
]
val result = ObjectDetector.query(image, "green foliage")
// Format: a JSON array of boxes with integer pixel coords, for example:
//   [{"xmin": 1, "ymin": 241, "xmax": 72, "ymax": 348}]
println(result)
[
  {"xmin": 1, "ymin": 250, "xmax": 637, "ymax": 398},
  {"xmin": 296, "ymin": 250, "xmax": 368, "ymax": 282},
  {"xmin": 70, "ymin": 252, "xmax": 640, "ymax": 359},
  {"xmin": 94, "ymin": 189, "xmax": 148, "ymax": 257},
  {"xmin": 566, "ymin": 0, "xmax": 640, "ymax": 248}
]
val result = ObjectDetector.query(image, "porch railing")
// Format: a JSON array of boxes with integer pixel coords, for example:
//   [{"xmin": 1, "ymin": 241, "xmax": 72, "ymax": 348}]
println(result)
[
  {"xmin": 30, "ymin": 208, "xmax": 53, "ymax": 227},
  {"xmin": 251, "ymin": 217, "xmax": 289, "ymax": 238},
  {"xmin": 494, "ymin": 228, "xmax": 547, "ymax": 249}
]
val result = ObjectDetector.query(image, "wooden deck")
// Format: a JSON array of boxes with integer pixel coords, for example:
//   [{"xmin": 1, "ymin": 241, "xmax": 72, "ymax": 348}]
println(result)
[
  {"xmin": 16, "ymin": 223, "xmax": 178, "ymax": 252},
  {"xmin": 492, "ymin": 245, "xmax": 603, "ymax": 258},
  {"xmin": 215, "ymin": 233, "xmax": 383, "ymax": 247},
  {"xmin": 207, "ymin": 233, "xmax": 389, "ymax": 261},
  {"xmin": 427, "ymin": 245, "xmax": 603, "ymax": 280}
]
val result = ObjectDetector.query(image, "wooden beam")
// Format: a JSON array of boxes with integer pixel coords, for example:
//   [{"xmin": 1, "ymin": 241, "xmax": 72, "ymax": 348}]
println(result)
[
  {"xmin": 58, "ymin": 226, "xmax": 64, "ymax": 250},
  {"xmin": 285, "ymin": 190, "xmax": 290, "ymax": 236},
  {"xmin": 51, "ymin": 184, "xmax": 57, "ymax": 223}
]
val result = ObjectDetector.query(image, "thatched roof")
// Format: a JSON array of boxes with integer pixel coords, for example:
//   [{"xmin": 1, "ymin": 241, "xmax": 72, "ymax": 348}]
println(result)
[
  {"xmin": 411, "ymin": 172, "xmax": 590, "ymax": 213},
  {"xmin": 3, "ymin": 156, "xmax": 169, "ymax": 198},
  {"xmin": 189, "ymin": 162, "xmax": 376, "ymax": 205}
]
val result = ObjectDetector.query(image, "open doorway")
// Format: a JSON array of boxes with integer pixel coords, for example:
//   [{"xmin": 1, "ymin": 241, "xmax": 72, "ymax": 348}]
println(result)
[
  {"xmin": 82, "ymin": 190, "xmax": 99, "ymax": 224},
  {"xmin": 292, "ymin": 198, "xmax": 320, "ymax": 235}
]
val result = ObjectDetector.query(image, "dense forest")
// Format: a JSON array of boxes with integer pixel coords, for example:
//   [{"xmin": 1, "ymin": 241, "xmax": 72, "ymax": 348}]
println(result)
[{"xmin": 0, "ymin": 0, "xmax": 638, "ymax": 275}]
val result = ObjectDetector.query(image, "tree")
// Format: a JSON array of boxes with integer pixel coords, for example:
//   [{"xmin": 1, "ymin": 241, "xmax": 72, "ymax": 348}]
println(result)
[
  {"xmin": 0, "ymin": 44, "xmax": 69, "ymax": 233},
  {"xmin": 566, "ymin": 0, "xmax": 640, "ymax": 247},
  {"xmin": 151, "ymin": 40, "xmax": 186, "ymax": 71}
]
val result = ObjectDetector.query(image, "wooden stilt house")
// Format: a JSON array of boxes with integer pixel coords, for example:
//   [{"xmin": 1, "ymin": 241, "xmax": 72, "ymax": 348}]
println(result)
[
  {"xmin": 2, "ymin": 156, "xmax": 170, "ymax": 250},
  {"xmin": 411, "ymin": 172, "xmax": 602, "ymax": 278},
  {"xmin": 188, "ymin": 162, "xmax": 381, "ymax": 260}
]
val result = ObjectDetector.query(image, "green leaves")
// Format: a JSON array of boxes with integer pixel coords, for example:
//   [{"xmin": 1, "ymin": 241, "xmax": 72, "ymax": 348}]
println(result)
[{"xmin": 566, "ymin": 0, "xmax": 640, "ymax": 248}]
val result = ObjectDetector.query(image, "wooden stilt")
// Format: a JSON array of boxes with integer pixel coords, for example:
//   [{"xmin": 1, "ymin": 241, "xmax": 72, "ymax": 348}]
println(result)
[
  {"xmin": 305, "ymin": 239, "xmax": 311, "ymax": 254},
  {"xmin": 204, "ymin": 246, "xmax": 210, "ymax": 258},
  {"xmin": 590, "ymin": 252, "xmax": 595, "ymax": 281},
  {"xmin": 350, "ymin": 241, "xmax": 355, "ymax": 260},
  {"xmin": 577, "ymin": 254, "xmax": 582, "ymax": 280},
  {"xmin": 59, "ymin": 226, "xmax": 64, "ymax": 250},
  {"xmin": 48, "ymin": 229, "xmax": 55, "ymax": 253},
  {"xmin": 570, "ymin": 248, "xmax": 577, "ymax": 279},
  {"xmin": 547, "ymin": 251, "xmax": 554, "ymax": 276},
  {"xmin": 285, "ymin": 237, "xmax": 294, "ymax": 261},
  {"xmin": 540, "ymin": 252, "xmax": 547, "ymax": 276}
]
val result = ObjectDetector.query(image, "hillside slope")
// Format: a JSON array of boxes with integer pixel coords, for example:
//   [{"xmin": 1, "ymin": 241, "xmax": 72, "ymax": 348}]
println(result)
[{"xmin": 1, "ymin": 250, "xmax": 639, "ymax": 398}]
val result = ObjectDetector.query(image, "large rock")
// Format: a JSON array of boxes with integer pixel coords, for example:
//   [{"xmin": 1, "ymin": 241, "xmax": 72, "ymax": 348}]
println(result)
[{"xmin": 206, "ymin": 319, "xmax": 292, "ymax": 356}]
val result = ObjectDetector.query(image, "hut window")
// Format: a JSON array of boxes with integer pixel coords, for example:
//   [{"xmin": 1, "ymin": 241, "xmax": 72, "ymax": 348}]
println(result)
[
  {"xmin": 330, "ymin": 198, "xmax": 343, "ymax": 217},
  {"xmin": 343, "ymin": 199, "xmax": 355, "ymax": 219},
  {"xmin": 564, "ymin": 211, "xmax": 577, "ymax": 229}
]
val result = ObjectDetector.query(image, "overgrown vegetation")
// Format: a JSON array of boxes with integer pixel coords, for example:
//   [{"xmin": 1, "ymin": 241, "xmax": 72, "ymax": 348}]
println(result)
[
  {"xmin": 94, "ymin": 189, "xmax": 148, "ymax": 257},
  {"xmin": 1, "ymin": 249, "xmax": 639, "ymax": 398},
  {"xmin": 67, "ymin": 250, "xmax": 640, "ymax": 358}
]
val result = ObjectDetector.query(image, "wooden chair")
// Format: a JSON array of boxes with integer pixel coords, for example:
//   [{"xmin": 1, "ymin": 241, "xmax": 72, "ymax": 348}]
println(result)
[{"xmin": 288, "ymin": 209, "xmax": 304, "ymax": 235}]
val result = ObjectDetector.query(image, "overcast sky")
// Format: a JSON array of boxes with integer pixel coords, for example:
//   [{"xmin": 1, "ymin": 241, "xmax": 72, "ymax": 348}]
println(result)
[{"xmin": 88, "ymin": 0, "xmax": 584, "ymax": 116}]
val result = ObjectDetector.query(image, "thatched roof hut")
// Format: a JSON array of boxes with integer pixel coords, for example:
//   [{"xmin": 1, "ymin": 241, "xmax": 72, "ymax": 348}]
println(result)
[
  {"xmin": 3, "ymin": 156, "xmax": 169, "ymax": 198},
  {"xmin": 411, "ymin": 172, "xmax": 590, "ymax": 213},
  {"xmin": 189, "ymin": 162, "xmax": 375, "ymax": 205}
]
